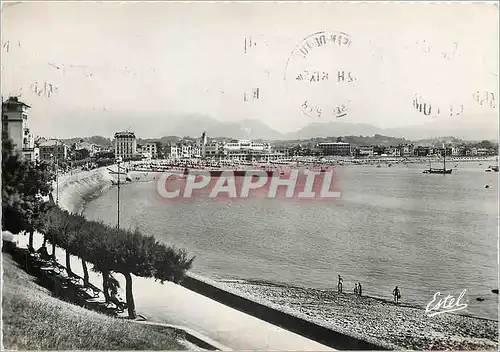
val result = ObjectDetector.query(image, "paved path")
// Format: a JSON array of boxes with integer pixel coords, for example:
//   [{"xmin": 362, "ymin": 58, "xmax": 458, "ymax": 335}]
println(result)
[{"xmin": 19, "ymin": 233, "xmax": 333, "ymax": 351}]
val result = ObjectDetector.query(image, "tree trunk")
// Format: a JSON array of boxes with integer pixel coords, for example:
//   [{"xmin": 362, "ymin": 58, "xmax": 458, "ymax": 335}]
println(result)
[
  {"xmin": 65, "ymin": 250, "xmax": 73, "ymax": 276},
  {"xmin": 124, "ymin": 272, "xmax": 137, "ymax": 319},
  {"xmin": 28, "ymin": 231, "xmax": 34, "ymax": 252},
  {"xmin": 51, "ymin": 242, "xmax": 56, "ymax": 261},
  {"xmin": 102, "ymin": 270, "xmax": 111, "ymax": 302},
  {"xmin": 81, "ymin": 259, "xmax": 89, "ymax": 287},
  {"xmin": 43, "ymin": 236, "xmax": 47, "ymax": 247}
]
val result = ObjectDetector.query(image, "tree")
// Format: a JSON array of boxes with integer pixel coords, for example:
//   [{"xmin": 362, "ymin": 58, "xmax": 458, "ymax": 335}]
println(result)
[
  {"xmin": 153, "ymin": 244, "xmax": 194, "ymax": 284},
  {"xmin": 37, "ymin": 206, "xmax": 196, "ymax": 319},
  {"xmin": 75, "ymin": 148, "xmax": 90, "ymax": 160},
  {"xmin": 2, "ymin": 130, "xmax": 54, "ymax": 245}
]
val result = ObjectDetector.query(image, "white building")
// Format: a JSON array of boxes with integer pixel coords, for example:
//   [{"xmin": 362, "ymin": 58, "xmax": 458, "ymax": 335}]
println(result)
[
  {"xmin": 451, "ymin": 146, "xmax": 462, "ymax": 156},
  {"xmin": 205, "ymin": 141, "xmax": 221, "ymax": 157},
  {"xmin": 166, "ymin": 144, "xmax": 179, "ymax": 158},
  {"xmin": 142, "ymin": 142, "xmax": 158, "ymax": 159},
  {"xmin": 221, "ymin": 139, "xmax": 274, "ymax": 161},
  {"xmin": 2, "ymin": 97, "xmax": 36, "ymax": 161},
  {"xmin": 114, "ymin": 131, "xmax": 137, "ymax": 160},
  {"xmin": 477, "ymin": 148, "xmax": 488, "ymax": 156},
  {"xmin": 357, "ymin": 146, "xmax": 374, "ymax": 157},
  {"xmin": 179, "ymin": 144, "xmax": 192, "ymax": 158}
]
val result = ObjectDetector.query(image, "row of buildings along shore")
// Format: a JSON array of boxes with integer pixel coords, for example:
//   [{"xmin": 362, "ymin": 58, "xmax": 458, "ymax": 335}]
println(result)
[
  {"xmin": 2, "ymin": 96, "xmax": 497, "ymax": 165},
  {"xmin": 93, "ymin": 132, "xmax": 499, "ymax": 163}
]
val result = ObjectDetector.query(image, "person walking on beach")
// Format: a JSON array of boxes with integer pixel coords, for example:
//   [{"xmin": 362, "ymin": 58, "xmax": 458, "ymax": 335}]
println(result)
[
  {"xmin": 354, "ymin": 283, "xmax": 358, "ymax": 295},
  {"xmin": 393, "ymin": 286, "xmax": 401, "ymax": 303},
  {"xmin": 337, "ymin": 275, "xmax": 343, "ymax": 293},
  {"xmin": 358, "ymin": 282, "xmax": 363, "ymax": 296}
]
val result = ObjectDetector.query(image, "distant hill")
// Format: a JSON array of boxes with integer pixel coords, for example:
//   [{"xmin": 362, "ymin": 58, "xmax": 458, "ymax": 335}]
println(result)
[
  {"xmin": 58, "ymin": 111, "xmax": 498, "ymax": 142},
  {"xmin": 162, "ymin": 115, "xmax": 283, "ymax": 140},
  {"xmin": 273, "ymin": 134, "xmax": 408, "ymax": 148},
  {"xmin": 386, "ymin": 113, "xmax": 498, "ymax": 141},
  {"xmin": 60, "ymin": 135, "xmax": 112, "ymax": 147},
  {"xmin": 286, "ymin": 113, "xmax": 498, "ymax": 141},
  {"xmin": 285, "ymin": 122, "xmax": 385, "ymax": 140}
]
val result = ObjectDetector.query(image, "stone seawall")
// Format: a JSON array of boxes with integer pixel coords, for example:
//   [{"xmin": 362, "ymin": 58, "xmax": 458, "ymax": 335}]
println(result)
[{"xmin": 55, "ymin": 167, "xmax": 113, "ymax": 214}]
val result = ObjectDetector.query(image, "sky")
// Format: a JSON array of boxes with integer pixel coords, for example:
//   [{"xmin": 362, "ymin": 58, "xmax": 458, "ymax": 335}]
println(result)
[{"xmin": 1, "ymin": 1, "xmax": 499, "ymax": 138}]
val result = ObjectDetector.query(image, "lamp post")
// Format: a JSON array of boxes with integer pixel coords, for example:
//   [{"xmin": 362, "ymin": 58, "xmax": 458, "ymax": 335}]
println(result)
[
  {"xmin": 116, "ymin": 156, "xmax": 122, "ymax": 229},
  {"xmin": 50, "ymin": 150, "xmax": 58, "ymax": 205},
  {"xmin": 55, "ymin": 140, "xmax": 59, "ymax": 205}
]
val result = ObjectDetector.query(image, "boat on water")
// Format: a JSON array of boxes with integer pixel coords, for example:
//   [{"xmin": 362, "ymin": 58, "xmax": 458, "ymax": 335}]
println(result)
[
  {"xmin": 485, "ymin": 165, "xmax": 499, "ymax": 172},
  {"xmin": 423, "ymin": 150, "xmax": 452, "ymax": 174},
  {"xmin": 423, "ymin": 168, "xmax": 452, "ymax": 174}
]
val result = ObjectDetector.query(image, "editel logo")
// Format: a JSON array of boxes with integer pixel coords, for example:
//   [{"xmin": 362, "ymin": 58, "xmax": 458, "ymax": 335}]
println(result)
[
  {"xmin": 425, "ymin": 289, "xmax": 468, "ymax": 317},
  {"xmin": 155, "ymin": 169, "xmax": 341, "ymax": 201}
]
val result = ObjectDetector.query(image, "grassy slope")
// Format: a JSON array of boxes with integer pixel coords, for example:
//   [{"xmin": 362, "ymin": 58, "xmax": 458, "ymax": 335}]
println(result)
[{"xmin": 2, "ymin": 253, "xmax": 187, "ymax": 350}]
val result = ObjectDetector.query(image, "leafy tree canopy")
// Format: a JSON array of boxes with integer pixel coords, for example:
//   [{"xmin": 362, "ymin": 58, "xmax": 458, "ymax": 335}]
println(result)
[{"xmin": 2, "ymin": 130, "xmax": 54, "ymax": 233}]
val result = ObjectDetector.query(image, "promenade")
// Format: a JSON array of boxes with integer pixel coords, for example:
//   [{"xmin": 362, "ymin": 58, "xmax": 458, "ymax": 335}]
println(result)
[{"xmin": 17, "ymin": 232, "xmax": 333, "ymax": 351}]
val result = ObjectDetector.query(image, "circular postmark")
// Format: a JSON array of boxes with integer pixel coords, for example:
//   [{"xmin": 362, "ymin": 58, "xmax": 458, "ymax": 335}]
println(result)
[{"xmin": 284, "ymin": 31, "xmax": 356, "ymax": 118}]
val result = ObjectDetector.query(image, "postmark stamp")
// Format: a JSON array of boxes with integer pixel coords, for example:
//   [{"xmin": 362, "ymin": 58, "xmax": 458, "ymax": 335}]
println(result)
[
  {"xmin": 283, "ymin": 31, "xmax": 355, "ymax": 119},
  {"xmin": 412, "ymin": 93, "xmax": 464, "ymax": 117}
]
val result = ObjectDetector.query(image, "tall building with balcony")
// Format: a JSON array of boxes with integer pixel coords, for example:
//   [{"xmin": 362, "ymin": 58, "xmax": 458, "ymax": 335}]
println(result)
[
  {"xmin": 2, "ymin": 97, "xmax": 36, "ymax": 161},
  {"xmin": 114, "ymin": 131, "xmax": 137, "ymax": 160}
]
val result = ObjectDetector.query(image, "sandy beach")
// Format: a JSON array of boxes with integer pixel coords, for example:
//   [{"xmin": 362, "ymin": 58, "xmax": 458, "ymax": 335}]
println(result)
[{"xmin": 218, "ymin": 280, "xmax": 498, "ymax": 350}]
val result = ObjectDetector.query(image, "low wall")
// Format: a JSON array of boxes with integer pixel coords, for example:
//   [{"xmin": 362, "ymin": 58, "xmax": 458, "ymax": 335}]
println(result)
[
  {"xmin": 181, "ymin": 276, "xmax": 389, "ymax": 351},
  {"xmin": 55, "ymin": 167, "xmax": 113, "ymax": 214}
]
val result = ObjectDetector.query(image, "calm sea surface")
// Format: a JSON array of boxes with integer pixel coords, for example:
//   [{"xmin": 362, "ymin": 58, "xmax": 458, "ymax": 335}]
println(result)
[{"xmin": 84, "ymin": 162, "xmax": 499, "ymax": 320}]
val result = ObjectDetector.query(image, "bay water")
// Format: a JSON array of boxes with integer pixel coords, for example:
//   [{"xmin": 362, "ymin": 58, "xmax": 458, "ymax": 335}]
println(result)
[{"xmin": 84, "ymin": 162, "xmax": 498, "ymax": 320}]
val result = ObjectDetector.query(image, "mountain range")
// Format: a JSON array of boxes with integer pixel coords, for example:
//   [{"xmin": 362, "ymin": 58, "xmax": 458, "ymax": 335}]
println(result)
[
  {"xmin": 55, "ymin": 110, "xmax": 498, "ymax": 142},
  {"xmin": 152, "ymin": 113, "xmax": 499, "ymax": 141}
]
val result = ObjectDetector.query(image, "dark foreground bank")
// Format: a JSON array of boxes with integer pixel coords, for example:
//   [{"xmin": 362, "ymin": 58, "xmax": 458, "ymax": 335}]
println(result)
[{"xmin": 1, "ymin": 254, "xmax": 188, "ymax": 350}]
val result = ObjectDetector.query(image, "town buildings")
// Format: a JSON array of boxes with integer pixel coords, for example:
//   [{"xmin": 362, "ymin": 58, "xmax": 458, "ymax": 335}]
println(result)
[
  {"xmin": 162, "ymin": 136, "xmax": 287, "ymax": 161},
  {"xmin": 317, "ymin": 142, "xmax": 352, "ymax": 156},
  {"xmin": 1, "ymin": 97, "xmax": 37, "ymax": 161},
  {"xmin": 114, "ymin": 131, "xmax": 137, "ymax": 160},
  {"xmin": 137, "ymin": 142, "xmax": 158, "ymax": 159},
  {"xmin": 107, "ymin": 130, "xmax": 497, "ymax": 162},
  {"xmin": 39, "ymin": 139, "xmax": 68, "ymax": 162},
  {"xmin": 74, "ymin": 141, "xmax": 101, "ymax": 156}
]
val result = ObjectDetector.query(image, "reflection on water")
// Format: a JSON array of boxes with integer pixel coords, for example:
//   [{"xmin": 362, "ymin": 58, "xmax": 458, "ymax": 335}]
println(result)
[{"xmin": 84, "ymin": 163, "xmax": 498, "ymax": 320}]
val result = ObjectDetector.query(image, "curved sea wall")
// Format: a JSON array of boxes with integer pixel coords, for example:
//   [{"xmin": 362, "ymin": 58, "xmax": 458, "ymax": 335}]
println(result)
[{"xmin": 56, "ymin": 167, "xmax": 114, "ymax": 214}]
